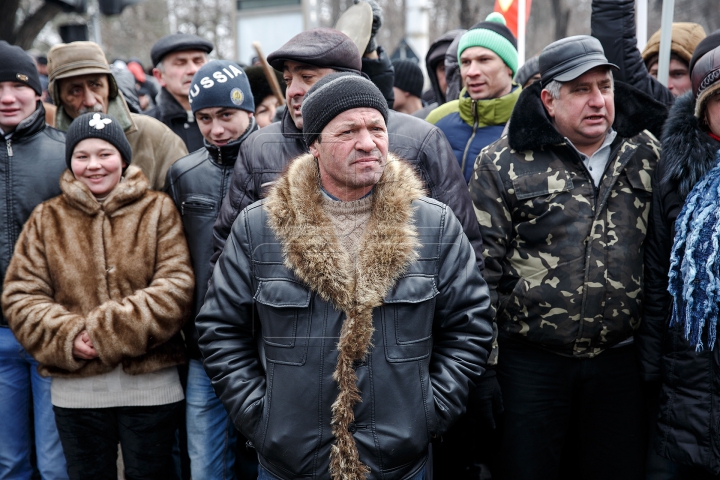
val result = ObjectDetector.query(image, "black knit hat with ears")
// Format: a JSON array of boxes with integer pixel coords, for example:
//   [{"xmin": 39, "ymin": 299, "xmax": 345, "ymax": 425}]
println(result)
[
  {"xmin": 301, "ymin": 72, "xmax": 388, "ymax": 147},
  {"xmin": 65, "ymin": 112, "xmax": 132, "ymax": 169}
]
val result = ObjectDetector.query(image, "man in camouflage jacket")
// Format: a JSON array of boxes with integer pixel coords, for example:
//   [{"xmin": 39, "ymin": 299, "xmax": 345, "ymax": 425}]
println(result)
[{"xmin": 470, "ymin": 36, "xmax": 666, "ymax": 479}]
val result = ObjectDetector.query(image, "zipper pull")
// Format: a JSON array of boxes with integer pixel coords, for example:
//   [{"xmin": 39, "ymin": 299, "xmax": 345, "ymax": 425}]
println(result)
[{"xmin": 6, "ymin": 139, "xmax": 12, "ymax": 157}]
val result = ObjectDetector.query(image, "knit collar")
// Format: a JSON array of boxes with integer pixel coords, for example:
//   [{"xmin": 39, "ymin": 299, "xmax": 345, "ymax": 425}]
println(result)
[
  {"xmin": 204, "ymin": 117, "xmax": 258, "ymax": 166},
  {"xmin": 59, "ymin": 165, "xmax": 149, "ymax": 215},
  {"xmin": 457, "ymin": 83, "xmax": 521, "ymax": 127}
]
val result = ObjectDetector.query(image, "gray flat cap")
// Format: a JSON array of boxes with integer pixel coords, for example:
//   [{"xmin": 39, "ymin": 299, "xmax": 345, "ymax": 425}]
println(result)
[
  {"xmin": 267, "ymin": 28, "xmax": 361, "ymax": 73},
  {"xmin": 151, "ymin": 33, "xmax": 214, "ymax": 66},
  {"xmin": 539, "ymin": 35, "xmax": 617, "ymax": 86}
]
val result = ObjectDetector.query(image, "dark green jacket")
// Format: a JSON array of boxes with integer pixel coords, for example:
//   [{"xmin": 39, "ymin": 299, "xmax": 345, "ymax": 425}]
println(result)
[{"xmin": 470, "ymin": 81, "xmax": 666, "ymax": 357}]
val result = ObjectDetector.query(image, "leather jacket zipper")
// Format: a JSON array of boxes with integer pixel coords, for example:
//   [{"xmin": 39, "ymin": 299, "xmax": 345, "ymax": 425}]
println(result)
[
  {"xmin": 460, "ymin": 100, "xmax": 479, "ymax": 178},
  {"xmin": 6, "ymin": 139, "xmax": 12, "ymax": 157}
]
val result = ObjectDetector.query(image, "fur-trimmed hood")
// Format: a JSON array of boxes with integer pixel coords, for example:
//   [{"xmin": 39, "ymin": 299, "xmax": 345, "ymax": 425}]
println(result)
[
  {"xmin": 264, "ymin": 153, "xmax": 425, "ymax": 479},
  {"xmin": 508, "ymin": 80, "xmax": 668, "ymax": 152},
  {"xmin": 659, "ymin": 91, "xmax": 720, "ymax": 199}
]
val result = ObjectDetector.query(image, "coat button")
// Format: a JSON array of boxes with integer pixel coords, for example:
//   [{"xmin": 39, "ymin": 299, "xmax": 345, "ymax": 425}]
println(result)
[
  {"xmin": 348, "ymin": 423, "xmax": 357, "ymax": 433},
  {"xmin": 184, "ymin": 123, "xmax": 190, "ymax": 129}
]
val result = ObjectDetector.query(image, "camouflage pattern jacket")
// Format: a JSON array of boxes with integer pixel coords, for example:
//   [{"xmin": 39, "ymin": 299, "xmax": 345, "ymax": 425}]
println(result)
[{"xmin": 470, "ymin": 81, "xmax": 666, "ymax": 357}]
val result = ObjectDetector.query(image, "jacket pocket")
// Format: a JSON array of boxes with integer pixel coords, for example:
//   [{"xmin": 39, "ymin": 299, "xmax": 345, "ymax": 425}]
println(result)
[
  {"xmin": 237, "ymin": 397, "xmax": 265, "ymax": 446},
  {"xmin": 254, "ymin": 279, "xmax": 312, "ymax": 365},
  {"xmin": 382, "ymin": 275, "xmax": 439, "ymax": 362},
  {"xmin": 512, "ymin": 169, "xmax": 574, "ymax": 200},
  {"xmin": 180, "ymin": 194, "xmax": 218, "ymax": 218}
]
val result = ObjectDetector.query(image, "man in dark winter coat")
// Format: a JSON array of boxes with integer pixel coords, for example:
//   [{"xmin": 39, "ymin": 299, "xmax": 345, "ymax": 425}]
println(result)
[
  {"xmin": 166, "ymin": 59, "xmax": 259, "ymax": 480},
  {"xmin": 197, "ymin": 73, "xmax": 494, "ymax": 480},
  {"xmin": 148, "ymin": 33, "xmax": 214, "ymax": 152},
  {"xmin": 591, "ymin": 0, "xmax": 705, "ymax": 106},
  {"xmin": 0, "ymin": 41, "xmax": 68, "ymax": 480},
  {"xmin": 414, "ymin": 29, "xmax": 465, "ymax": 119},
  {"xmin": 470, "ymin": 35, "xmax": 666, "ymax": 480}
]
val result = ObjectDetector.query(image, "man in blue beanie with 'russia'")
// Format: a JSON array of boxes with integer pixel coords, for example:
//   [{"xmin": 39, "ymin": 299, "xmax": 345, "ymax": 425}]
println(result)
[{"xmin": 165, "ymin": 59, "xmax": 258, "ymax": 480}]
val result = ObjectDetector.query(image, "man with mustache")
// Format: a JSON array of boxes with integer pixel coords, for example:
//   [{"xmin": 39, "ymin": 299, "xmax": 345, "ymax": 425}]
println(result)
[
  {"xmin": 197, "ymin": 72, "xmax": 494, "ymax": 480},
  {"xmin": 469, "ymin": 36, "xmax": 666, "ymax": 479},
  {"xmin": 147, "ymin": 33, "xmax": 213, "ymax": 152},
  {"xmin": 47, "ymin": 41, "xmax": 187, "ymax": 190}
]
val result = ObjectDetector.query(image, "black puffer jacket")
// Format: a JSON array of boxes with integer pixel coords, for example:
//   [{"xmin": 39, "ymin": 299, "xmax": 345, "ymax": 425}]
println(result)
[
  {"xmin": 198, "ymin": 154, "xmax": 493, "ymax": 479},
  {"xmin": 165, "ymin": 121, "xmax": 257, "ymax": 359},
  {"xmin": 639, "ymin": 92, "xmax": 720, "ymax": 474},
  {"xmin": 591, "ymin": 0, "xmax": 675, "ymax": 107},
  {"xmin": 146, "ymin": 88, "xmax": 205, "ymax": 152},
  {"xmin": 0, "ymin": 104, "xmax": 67, "ymax": 328},
  {"xmin": 211, "ymin": 108, "xmax": 485, "ymax": 271}
]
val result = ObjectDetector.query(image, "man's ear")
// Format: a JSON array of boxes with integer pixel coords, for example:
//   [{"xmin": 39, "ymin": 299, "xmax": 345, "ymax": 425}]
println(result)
[
  {"xmin": 152, "ymin": 68, "xmax": 166, "ymax": 88},
  {"xmin": 540, "ymin": 88, "xmax": 555, "ymax": 119},
  {"xmin": 308, "ymin": 141, "xmax": 319, "ymax": 158}
]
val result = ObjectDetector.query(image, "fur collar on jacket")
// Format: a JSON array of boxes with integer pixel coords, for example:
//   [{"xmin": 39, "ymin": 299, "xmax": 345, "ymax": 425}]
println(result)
[
  {"xmin": 60, "ymin": 165, "xmax": 149, "ymax": 215},
  {"xmin": 264, "ymin": 153, "xmax": 425, "ymax": 479},
  {"xmin": 508, "ymin": 80, "xmax": 668, "ymax": 152},
  {"xmin": 659, "ymin": 91, "xmax": 720, "ymax": 199}
]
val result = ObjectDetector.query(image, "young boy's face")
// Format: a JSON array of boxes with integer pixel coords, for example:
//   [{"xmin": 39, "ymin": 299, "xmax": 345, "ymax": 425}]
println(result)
[{"xmin": 196, "ymin": 107, "xmax": 252, "ymax": 147}]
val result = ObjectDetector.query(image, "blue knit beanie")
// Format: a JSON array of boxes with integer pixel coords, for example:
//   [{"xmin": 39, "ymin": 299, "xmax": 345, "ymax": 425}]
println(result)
[{"xmin": 188, "ymin": 60, "xmax": 254, "ymax": 114}]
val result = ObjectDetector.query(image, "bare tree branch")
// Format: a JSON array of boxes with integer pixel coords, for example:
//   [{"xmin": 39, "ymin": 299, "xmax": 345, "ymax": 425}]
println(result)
[{"xmin": 15, "ymin": 1, "xmax": 62, "ymax": 49}]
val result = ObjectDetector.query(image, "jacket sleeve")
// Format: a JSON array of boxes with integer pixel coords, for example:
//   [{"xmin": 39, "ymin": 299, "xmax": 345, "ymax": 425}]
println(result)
[
  {"xmin": 636, "ymin": 167, "xmax": 674, "ymax": 382},
  {"xmin": 362, "ymin": 46, "xmax": 395, "ymax": 107},
  {"xmin": 468, "ymin": 147, "xmax": 511, "ymax": 310},
  {"xmin": 431, "ymin": 203, "xmax": 494, "ymax": 434},
  {"xmin": 84, "ymin": 196, "xmax": 195, "ymax": 367},
  {"xmin": 591, "ymin": 0, "xmax": 675, "ymax": 107},
  {"xmin": 197, "ymin": 207, "xmax": 266, "ymax": 439},
  {"xmin": 420, "ymin": 125, "xmax": 486, "ymax": 271},
  {"xmin": 2, "ymin": 205, "xmax": 87, "ymax": 372},
  {"xmin": 152, "ymin": 127, "xmax": 188, "ymax": 191},
  {"xmin": 211, "ymin": 139, "xmax": 256, "ymax": 269}
]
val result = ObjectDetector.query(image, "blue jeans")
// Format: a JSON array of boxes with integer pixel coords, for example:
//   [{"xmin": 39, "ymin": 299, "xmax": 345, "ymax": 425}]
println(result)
[
  {"xmin": 186, "ymin": 359, "xmax": 237, "ymax": 480},
  {"xmin": 258, "ymin": 464, "xmax": 426, "ymax": 479},
  {"xmin": 0, "ymin": 326, "xmax": 68, "ymax": 479}
]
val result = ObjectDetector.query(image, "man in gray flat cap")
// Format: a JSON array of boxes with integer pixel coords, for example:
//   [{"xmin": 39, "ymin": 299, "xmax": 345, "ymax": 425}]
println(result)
[
  {"xmin": 469, "ymin": 35, "xmax": 667, "ymax": 479},
  {"xmin": 198, "ymin": 72, "xmax": 493, "ymax": 480},
  {"xmin": 148, "ymin": 33, "xmax": 214, "ymax": 151}
]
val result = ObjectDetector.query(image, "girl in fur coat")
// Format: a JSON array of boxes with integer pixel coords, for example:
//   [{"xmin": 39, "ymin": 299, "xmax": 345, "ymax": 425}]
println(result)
[{"xmin": 2, "ymin": 112, "xmax": 194, "ymax": 480}]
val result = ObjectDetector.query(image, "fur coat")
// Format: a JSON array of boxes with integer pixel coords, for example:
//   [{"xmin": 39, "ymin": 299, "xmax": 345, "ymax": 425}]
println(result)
[
  {"xmin": 197, "ymin": 153, "xmax": 493, "ymax": 479},
  {"xmin": 2, "ymin": 166, "xmax": 194, "ymax": 378}
]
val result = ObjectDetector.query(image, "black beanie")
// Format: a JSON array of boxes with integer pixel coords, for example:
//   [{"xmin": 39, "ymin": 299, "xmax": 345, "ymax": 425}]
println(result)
[
  {"xmin": 245, "ymin": 66, "xmax": 285, "ymax": 109},
  {"xmin": 0, "ymin": 41, "xmax": 42, "ymax": 96},
  {"xmin": 690, "ymin": 30, "xmax": 720, "ymax": 76},
  {"xmin": 65, "ymin": 113, "xmax": 132, "ymax": 169},
  {"xmin": 392, "ymin": 59, "xmax": 424, "ymax": 98},
  {"xmin": 301, "ymin": 72, "xmax": 388, "ymax": 147}
]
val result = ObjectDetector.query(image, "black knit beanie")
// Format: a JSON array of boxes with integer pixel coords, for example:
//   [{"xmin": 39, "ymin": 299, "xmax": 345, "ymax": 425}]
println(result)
[
  {"xmin": 301, "ymin": 72, "xmax": 388, "ymax": 147},
  {"xmin": 392, "ymin": 59, "xmax": 424, "ymax": 98},
  {"xmin": 65, "ymin": 113, "xmax": 132, "ymax": 169},
  {"xmin": 690, "ymin": 30, "xmax": 720, "ymax": 77},
  {"xmin": 0, "ymin": 41, "xmax": 42, "ymax": 96}
]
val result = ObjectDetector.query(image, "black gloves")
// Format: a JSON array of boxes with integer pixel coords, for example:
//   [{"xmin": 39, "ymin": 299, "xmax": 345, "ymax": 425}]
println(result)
[
  {"xmin": 354, "ymin": 0, "xmax": 383, "ymax": 54},
  {"xmin": 467, "ymin": 367, "xmax": 504, "ymax": 430}
]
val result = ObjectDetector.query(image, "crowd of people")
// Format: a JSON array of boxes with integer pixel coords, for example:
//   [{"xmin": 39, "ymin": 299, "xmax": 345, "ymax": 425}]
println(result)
[{"xmin": 2, "ymin": 0, "xmax": 720, "ymax": 479}]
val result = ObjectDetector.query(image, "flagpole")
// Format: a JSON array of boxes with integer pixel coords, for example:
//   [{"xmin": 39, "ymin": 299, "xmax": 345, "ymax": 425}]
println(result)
[
  {"xmin": 518, "ymin": 0, "xmax": 526, "ymax": 67},
  {"xmin": 636, "ymin": 0, "xmax": 648, "ymax": 52},
  {"xmin": 657, "ymin": 0, "xmax": 674, "ymax": 86}
]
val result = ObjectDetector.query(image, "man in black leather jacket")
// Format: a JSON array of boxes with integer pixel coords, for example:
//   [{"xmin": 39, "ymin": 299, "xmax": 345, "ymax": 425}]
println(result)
[
  {"xmin": 165, "ymin": 60, "xmax": 259, "ymax": 480},
  {"xmin": 197, "ymin": 73, "xmax": 493, "ymax": 480},
  {"xmin": 0, "ymin": 41, "xmax": 69, "ymax": 479}
]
